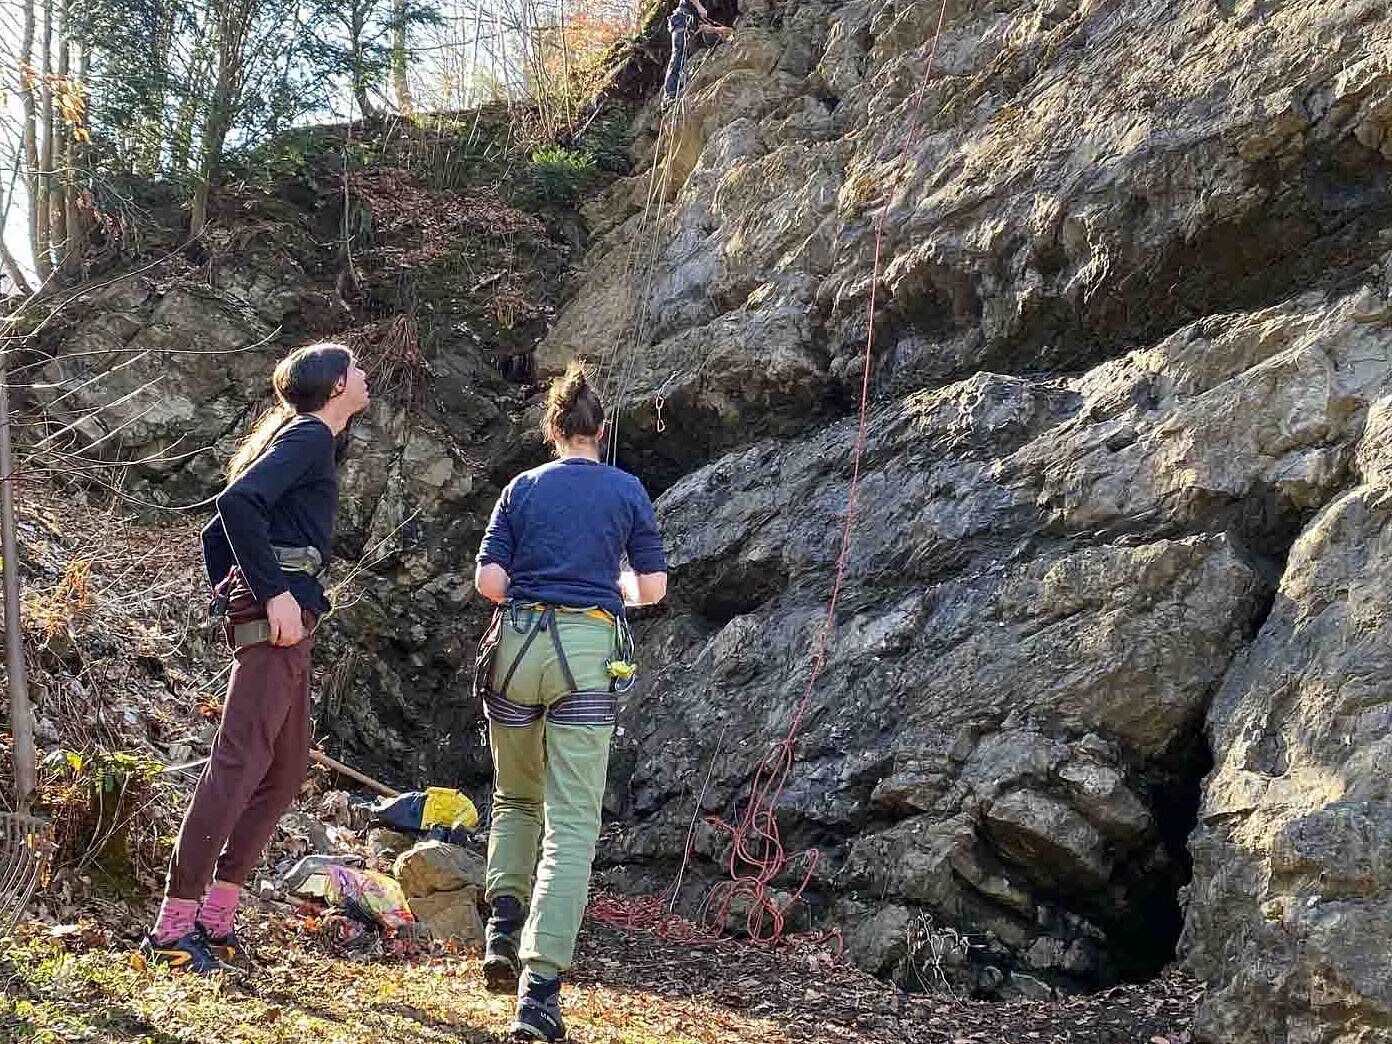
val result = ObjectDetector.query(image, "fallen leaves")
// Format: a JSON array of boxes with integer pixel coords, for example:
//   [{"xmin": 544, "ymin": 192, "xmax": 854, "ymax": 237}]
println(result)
[{"xmin": 0, "ymin": 904, "xmax": 1203, "ymax": 1044}]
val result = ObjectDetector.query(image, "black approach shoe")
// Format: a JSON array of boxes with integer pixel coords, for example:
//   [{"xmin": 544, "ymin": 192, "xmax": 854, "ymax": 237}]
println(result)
[
  {"xmin": 197, "ymin": 924, "xmax": 253, "ymax": 970},
  {"xmin": 510, "ymin": 970, "xmax": 565, "ymax": 1042},
  {"xmin": 483, "ymin": 895, "xmax": 524, "ymax": 993},
  {"xmin": 138, "ymin": 929, "xmax": 227, "ymax": 974}
]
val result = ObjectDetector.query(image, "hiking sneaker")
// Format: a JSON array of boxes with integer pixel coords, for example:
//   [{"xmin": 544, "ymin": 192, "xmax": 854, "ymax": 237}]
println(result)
[
  {"xmin": 138, "ymin": 929, "xmax": 227, "ymax": 974},
  {"xmin": 198, "ymin": 924, "xmax": 253, "ymax": 970},
  {"xmin": 510, "ymin": 970, "xmax": 565, "ymax": 1042},
  {"xmin": 483, "ymin": 895, "xmax": 524, "ymax": 992}
]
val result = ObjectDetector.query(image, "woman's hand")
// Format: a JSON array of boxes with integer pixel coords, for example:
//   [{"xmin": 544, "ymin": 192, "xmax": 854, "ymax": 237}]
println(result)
[
  {"xmin": 266, "ymin": 590, "xmax": 305, "ymax": 646},
  {"xmin": 475, "ymin": 562, "xmax": 511, "ymax": 603},
  {"xmin": 620, "ymin": 569, "xmax": 668, "ymax": 606}
]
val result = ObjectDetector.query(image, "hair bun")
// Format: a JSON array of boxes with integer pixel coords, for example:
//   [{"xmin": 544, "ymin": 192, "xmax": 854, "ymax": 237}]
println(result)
[
  {"xmin": 542, "ymin": 360, "xmax": 604, "ymax": 448},
  {"xmin": 559, "ymin": 365, "xmax": 588, "ymax": 405}
]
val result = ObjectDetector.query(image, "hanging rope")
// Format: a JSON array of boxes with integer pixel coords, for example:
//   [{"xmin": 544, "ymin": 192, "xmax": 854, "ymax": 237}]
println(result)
[
  {"xmin": 596, "ymin": 32, "xmax": 722, "ymax": 465},
  {"xmin": 589, "ymin": 0, "xmax": 954, "ymax": 947}
]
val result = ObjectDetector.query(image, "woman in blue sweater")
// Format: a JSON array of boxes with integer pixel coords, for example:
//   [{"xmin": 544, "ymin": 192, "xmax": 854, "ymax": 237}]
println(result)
[
  {"xmin": 474, "ymin": 362, "xmax": 668, "ymax": 1041},
  {"xmin": 142, "ymin": 342, "xmax": 369, "ymax": 972}
]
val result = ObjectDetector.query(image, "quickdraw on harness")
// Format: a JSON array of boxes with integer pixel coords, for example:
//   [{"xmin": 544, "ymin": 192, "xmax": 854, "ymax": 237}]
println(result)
[
  {"xmin": 473, "ymin": 601, "xmax": 637, "ymax": 728},
  {"xmin": 208, "ymin": 544, "xmax": 328, "ymax": 649}
]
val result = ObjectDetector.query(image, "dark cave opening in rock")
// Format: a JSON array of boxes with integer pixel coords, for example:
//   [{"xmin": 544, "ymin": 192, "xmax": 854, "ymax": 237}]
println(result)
[{"xmin": 1107, "ymin": 718, "xmax": 1216, "ymax": 984}]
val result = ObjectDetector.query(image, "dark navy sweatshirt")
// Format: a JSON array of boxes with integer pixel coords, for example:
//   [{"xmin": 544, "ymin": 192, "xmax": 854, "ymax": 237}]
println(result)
[
  {"xmin": 476, "ymin": 457, "xmax": 667, "ymax": 618},
  {"xmin": 201, "ymin": 414, "xmax": 338, "ymax": 613}
]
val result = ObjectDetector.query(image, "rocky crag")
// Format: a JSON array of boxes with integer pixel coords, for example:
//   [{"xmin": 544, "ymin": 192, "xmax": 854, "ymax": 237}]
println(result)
[
  {"xmin": 539, "ymin": 0, "xmax": 1392, "ymax": 1037},
  {"xmin": 19, "ymin": 0, "xmax": 1392, "ymax": 1039}
]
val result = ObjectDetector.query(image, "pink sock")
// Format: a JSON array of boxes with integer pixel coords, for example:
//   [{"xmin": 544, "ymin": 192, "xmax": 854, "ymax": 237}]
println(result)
[
  {"xmin": 152, "ymin": 897, "xmax": 199, "ymax": 943},
  {"xmin": 198, "ymin": 880, "xmax": 241, "ymax": 939}
]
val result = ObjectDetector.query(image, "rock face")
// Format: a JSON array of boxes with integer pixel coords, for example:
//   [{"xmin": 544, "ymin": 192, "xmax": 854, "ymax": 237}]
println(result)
[
  {"xmin": 542, "ymin": 0, "xmax": 1392, "ymax": 488},
  {"xmin": 1181, "ymin": 395, "xmax": 1392, "ymax": 1041},
  {"xmin": 608, "ymin": 280, "xmax": 1392, "ymax": 1001},
  {"xmin": 526, "ymin": 0, "xmax": 1392, "ymax": 1029}
]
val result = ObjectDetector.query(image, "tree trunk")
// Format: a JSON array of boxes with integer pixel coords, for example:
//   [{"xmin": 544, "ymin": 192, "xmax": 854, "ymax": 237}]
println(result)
[
  {"xmin": 467, "ymin": 0, "xmax": 484, "ymax": 108},
  {"xmin": 20, "ymin": 0, "xmax": 52, "ymax": 283},
  {"xmin": 172, "ymin": 31, "xmax": 212, "ymax": 174},
  {"xmin": 190, "ymin": 0, "xmax": 255, "ymax": 238},
  {"xmin": 190, "ymin": 99, "xmax": 232, "ymax": 238},
  {"xmin": 51, "ymin": 0, "xmax": 69, "ymax": 274},
  {"xmin": 37, "ymin": 0, "xmax": 55, "ymax": 279},
  {"xmin": 139, "ymin": 0, "xmax": 177, "ymax": 176},
  {"xmin": 61, "ymin": 39, "xmax": 87, "ymax": 278},
  {"xmin": 0, "ymin": 350, "xmax": 35, "ymax": 814},
  {"xmin": 557, "ymin": 0, "xmax": 572, "ymax": 126},
  {"xmin": 353, "ymin": 78, "xmax": 376, "ymax": 120},
  {"xmin": 0, "ymin": 211, "xmax": 34, "ymax": 295},
  {"xmin": 350, "ymin": 0, "xmax": 376, "ymax": 119},
  {"xmin": 391, "ymin": 0, "xmax": 412, "ymax": 114}
]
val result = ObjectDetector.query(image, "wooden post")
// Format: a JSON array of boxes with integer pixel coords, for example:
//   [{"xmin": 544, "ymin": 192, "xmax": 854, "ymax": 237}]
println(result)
[{"xmin": 0, "ymin": 348, "xmax": 35, "ymax": 814}]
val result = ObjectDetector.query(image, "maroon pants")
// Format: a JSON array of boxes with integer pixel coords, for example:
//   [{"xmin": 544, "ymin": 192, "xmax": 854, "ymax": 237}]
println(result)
[{"xmin": 165, "ymin": 621, "xmax": 316, "ymax": 900}]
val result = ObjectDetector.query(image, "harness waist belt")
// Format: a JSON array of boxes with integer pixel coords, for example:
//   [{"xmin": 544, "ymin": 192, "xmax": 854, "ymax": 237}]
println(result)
[
  {"xmin": 514, "ymin": 601, "xmax": 614, "ymax": 624},
  {"xmin": 273, "ymin": 544, "xmax": 326, "ymax": 577},
  {"xmin": 232, "ymin": 619, "xmax": 272, "ymax": 648}
]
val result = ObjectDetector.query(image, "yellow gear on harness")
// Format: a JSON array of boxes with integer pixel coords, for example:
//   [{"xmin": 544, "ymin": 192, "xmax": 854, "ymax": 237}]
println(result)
[{"xmin": 606, "ymin": 659, "xmax": 637, "ymax": 681}]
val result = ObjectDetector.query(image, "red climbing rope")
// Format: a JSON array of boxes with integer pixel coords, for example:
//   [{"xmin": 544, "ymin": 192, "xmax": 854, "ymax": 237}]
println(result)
[{"xmin": 591, "ymin": 0, "xmax": 953, "ymax": 949}]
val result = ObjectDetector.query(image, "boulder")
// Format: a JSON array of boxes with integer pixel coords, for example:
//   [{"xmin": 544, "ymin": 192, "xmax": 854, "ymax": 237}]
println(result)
[
  {"xmin": 407, "ymin": 888, "xmax": 486, "ymax": 947},
  {"xmin": 837, "ymin": 899, "xmax": 913, "ymax": 978},
  {"xmin": 393, "ymin": 841, "xmax": 486, "ymax": 899},
  {"xmin": 368, "ymin": 828, "xmax": 415, "ymax": 863}
]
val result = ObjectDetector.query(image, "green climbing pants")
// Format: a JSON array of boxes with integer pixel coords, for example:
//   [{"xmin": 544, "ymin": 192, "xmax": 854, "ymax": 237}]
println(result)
[{"xmin": 483, "ymin": 605, "xmax": 616, "ymax": 977}]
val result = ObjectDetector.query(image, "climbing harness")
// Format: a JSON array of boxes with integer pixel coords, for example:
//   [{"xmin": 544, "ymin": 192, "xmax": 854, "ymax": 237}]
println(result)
[
  {"xmin": 588, "ymin": 0, "xmax": 954, "ymax": 951},
  {"xmin": 208, "ymin": 545, "xmax": 327, "ymax": 621},
  {"xmin": 208, "ymin": 546, "xmax": 328, "ymax": 649},
  {"xmin": 474, "ymin": 601, "xmax": 638, "ymax": 728}
]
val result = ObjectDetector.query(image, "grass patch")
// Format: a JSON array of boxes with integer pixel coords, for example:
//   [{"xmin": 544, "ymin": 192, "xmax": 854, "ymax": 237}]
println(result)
[{"xmin": 0, "ymin": 919, "xmax": 788, "ymax": 1044}]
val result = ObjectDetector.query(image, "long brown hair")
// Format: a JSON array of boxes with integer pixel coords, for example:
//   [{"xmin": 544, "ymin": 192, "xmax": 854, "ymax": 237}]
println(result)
[
  {"xmin": 542, "ymin": 360, "xmax": 604, "ymax": 452},
  {"xmin": 227, "ymin": 342, "xmax": 353, "ymax": 479}
]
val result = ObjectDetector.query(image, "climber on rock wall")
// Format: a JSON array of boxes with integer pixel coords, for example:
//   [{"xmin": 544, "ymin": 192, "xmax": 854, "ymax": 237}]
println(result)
[
  {"xmin": 140, "ymin": 343, "xmax": 370, "ymax": 974},
  {"xmin": 472, "ymin": 361, "xmax": 668, "ymax": 1042},
  {"xmin": 663, "ymin": 0, "xmax": 734, "ymax": 105}
]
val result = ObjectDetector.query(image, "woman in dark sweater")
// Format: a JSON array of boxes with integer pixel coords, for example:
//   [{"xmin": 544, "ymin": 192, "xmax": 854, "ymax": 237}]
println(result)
[
  {"xmin": 142, "ymin": 342, "xmax": 369, "ymax": 972},
  {"xmin": 475, "ymin": 362, "xmax": 667, "ymax": 1042}
]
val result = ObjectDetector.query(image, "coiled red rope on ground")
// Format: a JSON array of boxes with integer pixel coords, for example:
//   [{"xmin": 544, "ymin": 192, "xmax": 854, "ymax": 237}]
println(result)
[{"xmin": 590, "ymin": 0, "xmax": 953, "ymax": 952}]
